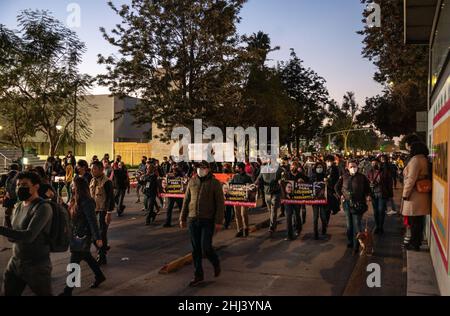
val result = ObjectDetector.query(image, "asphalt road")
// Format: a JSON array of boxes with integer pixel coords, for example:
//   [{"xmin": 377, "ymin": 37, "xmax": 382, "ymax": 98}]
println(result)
[{"xmin": 0, "ymin": 188, "xmax": 406, "ymax": 296}]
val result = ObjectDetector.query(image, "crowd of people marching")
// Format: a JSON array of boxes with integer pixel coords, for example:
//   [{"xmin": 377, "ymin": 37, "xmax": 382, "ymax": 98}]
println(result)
[{"xmin": 0, "ymin": 133, "xmax": 432, "ymax": 295}]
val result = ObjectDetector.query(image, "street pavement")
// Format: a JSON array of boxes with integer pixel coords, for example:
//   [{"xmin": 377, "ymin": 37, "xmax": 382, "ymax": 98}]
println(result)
[{"xmin": 0, "ymin": 187, "xmax": 406, "ymax": 296}]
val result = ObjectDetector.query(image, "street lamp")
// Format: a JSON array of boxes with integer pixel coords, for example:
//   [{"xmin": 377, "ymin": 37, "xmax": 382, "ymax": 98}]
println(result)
[{"xmin": 56, "ymin": 125, "xmax": 63, "ymax": 131}]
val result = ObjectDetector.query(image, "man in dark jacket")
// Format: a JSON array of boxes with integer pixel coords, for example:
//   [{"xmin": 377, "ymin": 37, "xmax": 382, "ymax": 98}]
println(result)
[
  {"xmin": 325, "ymin": 155, "xmax": 341, "ymax": 215},
  {"xmin": 112, "ymin": 162, "xmax": 130, "ymax": 217},
  {"xmin": 230, "ymin": 162, "xmax": 253, "ymax": 238},
  {"xmin": 335, "ymin": 160, "xmax": 371, "ymax": 255},
  {"xmin": 180, "ymin": 161, "xmax": 225, "ymax": 287},
  {"xmin": 142, "ymin": 163, "xmax": 159, "ymax": 226},
  {"xmin": 257, "ymin": 158, "xmax": 283, "ymax": 236}
]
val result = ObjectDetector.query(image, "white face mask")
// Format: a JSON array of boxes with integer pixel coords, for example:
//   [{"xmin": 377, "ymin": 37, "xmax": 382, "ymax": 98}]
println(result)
[
  {"xmin": 197, "ymin": 168, "xmax": 209, "ymax": 178},
  {"xmin": 316, "ymin": 168, "xmax": 324, "ymax": 174},
  {"xmin": 326, "ymin": 162, "xmax": 332, "ymax": 168},
  {"xmin": 349, "ymin": 167, "xmax": 358, "ymax": 175}
]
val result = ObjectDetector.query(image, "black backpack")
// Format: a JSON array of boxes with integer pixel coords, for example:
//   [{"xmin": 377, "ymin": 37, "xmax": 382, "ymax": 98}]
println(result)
[{"xmin": 31, "ymin": 199, "xmax": 71, "ymax": 253}]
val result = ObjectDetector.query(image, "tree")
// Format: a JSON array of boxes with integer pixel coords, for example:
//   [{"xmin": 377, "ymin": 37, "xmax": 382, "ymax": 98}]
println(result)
[
  {"xmin": 98, "ymin": 0, "xmax": 248, "ymax": 142},
  {"xmin": 0, "ymin": 10, "xmax": 93, "ymax": 156},
  {"xmin": 279, "ymin": 49, "xmax": 330, "ymax": 155},
  {"xmin": 358, "ymin": 0, "xmax": 429, "ymax": 137},
  {"xmin": 326, "ymin": 92, "xmax": 368, "ymax": 155}
]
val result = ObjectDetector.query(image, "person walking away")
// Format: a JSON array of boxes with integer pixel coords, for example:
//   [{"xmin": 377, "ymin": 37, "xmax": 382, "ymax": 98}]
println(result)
[
  {"xmin": 257, "ymin": 158, "xmax": 283, "ymax": 237},
  {"xmin": 112, "ymin": 161, "xmax": 130, "ymax": 217},
  {"xmin": 282, "ymin": 161, "xmax": 309, "ymax": 241},
  {"xmin": 335, "ymin": 161, "xmax": 371, "ymax": 255},
  {"xmin": 60, "ymin": 177, "xmax": 106, "ymax": 296},
  {"xmin": 230, "ymin": 163, "xmax": 253, "ymax": 238},
  {"xmin": 311, "ymin": 162, "xmax": 329, "ymax": 240},
  {"xmin": 163, "ymin": 163, "xmax": 185, "ymax": 228},
  {"xmin": 0, "ymin": 172, "xmax": 53, "ymax": 296},
  {"xmin": 180, "ymin": 161, "xmax": 224, "ymax": 287},
  {"xmin": 90, "ymin": 161, "xmax": 114, "ymax": 266},
  {"xmin": 142, "ymin": 163, "xmax": 159, "ymax": 225},
  {"xmin": 402, "ymin": 142, "xmax": 431, "ymax": 252}
]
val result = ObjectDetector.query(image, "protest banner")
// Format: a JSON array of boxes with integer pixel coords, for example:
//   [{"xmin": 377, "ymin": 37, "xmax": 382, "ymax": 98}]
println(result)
[{"xmin": 281, "ymin": 181, "xmax": 327, "ymax": 205}]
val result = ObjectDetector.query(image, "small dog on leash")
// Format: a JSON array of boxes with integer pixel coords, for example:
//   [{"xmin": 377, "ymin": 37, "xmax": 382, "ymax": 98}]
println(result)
[{"xmin": 356, "ymin": 228, "xmax": 374, "ymax": 257}]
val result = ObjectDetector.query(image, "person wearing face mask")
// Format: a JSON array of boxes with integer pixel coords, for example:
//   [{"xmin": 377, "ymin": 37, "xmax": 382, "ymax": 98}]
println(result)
[
  {"xmin": 111, "ymin": 161, "xmax": 130, "ymax": 217},
  {"xmin": 74, "ymin": 160, "xmax": 93, "ymax": 185},
  {"xmin": 163, "ymin": 163, "xmax": 185, "ymax": 228},
  {"xmin": 0, "ymin": 172, "xmax": 54, "ymax": 296},
  {"xmin": 229, "ymin": 162, "xmax": 253, "ymax": 238},
  {"xmin": 282, "ymin": 161, "xmax": 309, "ymax": 241},
  {"xmin": 367, "ymin": 158, "xmax": 393, "ymax": 234},
  {"xmin": 335, "ymin": 161, "xmax": 371, "ymax": 255},
  {"xmin": 180, "ymin": 161, "xmax": 225, "ymax": 287},
  {"xmin": 311, "ymin": 162, "xmax": 329, "ymax": 240},
  {"xmin": 142, "ymin": 163, "xmax": 159, "ymax": 226},
  {"xmin": 324, "ymin": 155, "xmax": 340, "ymax": 216}
]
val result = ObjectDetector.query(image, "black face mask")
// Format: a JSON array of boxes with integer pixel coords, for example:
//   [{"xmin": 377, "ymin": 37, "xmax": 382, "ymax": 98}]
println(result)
[{"xmin": 17, "ymin": 187, "xmax": 32, "ymax": 201}]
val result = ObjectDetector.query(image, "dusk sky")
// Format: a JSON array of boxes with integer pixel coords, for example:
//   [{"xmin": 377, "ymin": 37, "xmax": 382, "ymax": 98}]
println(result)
[{"xmin": 0, "ymin": 0, "xmax": 384, "ymax": 106}]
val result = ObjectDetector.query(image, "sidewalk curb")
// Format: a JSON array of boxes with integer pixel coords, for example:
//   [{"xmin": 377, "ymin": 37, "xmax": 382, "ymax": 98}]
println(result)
[{"xmin": 158, "ymin": 218, "xmax": 271, "ymax": 274}]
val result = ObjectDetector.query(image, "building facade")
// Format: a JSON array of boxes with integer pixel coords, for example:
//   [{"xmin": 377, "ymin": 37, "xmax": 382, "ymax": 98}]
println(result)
[
  {"xmin": 32, "ymin": 95, "xmax": 174, "ymax": 165},
  {"xmin": 405, "ymin": 0, "xmax": 450, "ymax": 295}
]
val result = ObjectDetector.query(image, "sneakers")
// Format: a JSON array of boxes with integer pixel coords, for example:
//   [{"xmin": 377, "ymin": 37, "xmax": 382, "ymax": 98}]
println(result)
[
  {"xmin": 188, "ymin": 276, "xmax": 204, "ymax": 287},
  {"xmin": 387, "ymin": 210, "xmax": 397, "ymax": 216},
  {"xmin": 90, "ymin": 275, "xmax": 106, "ymax": 289}
]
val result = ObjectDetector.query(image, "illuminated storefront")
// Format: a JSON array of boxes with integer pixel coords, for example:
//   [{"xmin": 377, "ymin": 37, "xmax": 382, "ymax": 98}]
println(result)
[{"xmin": 405, "ymin": 0, "xmax": 450, "ymax": 295}]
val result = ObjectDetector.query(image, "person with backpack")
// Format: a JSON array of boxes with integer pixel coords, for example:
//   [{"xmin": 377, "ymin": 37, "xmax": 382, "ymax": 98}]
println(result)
[
  {"xmin": 335, "ymin": 160, "xmax": 371, "ymax": 255},
  {"xmin": 257, "ymin": 158, "xmax": 283, "ymax": 237},
  {"xmin": 2, "ymin": 164, "xmax": 19, "ymax": 227},
  {"xmin": 59, "ymin": 177, "xmax": 106, "ymax": 296},
  {"xmin": 0, "ymin": 172, "xmax": 54, "ymax": 296},
  {"xmin": 90, "ymin": 161, "xmax": 115, "ymax": 266}
]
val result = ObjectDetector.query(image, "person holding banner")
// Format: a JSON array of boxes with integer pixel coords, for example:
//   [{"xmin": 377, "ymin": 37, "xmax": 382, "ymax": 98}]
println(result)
[
  {"xmin": 180, "ymin": 161, "xmax": 225, "ymax": 287},
  {"xmin": 257, "ymin": 158, "xmax": 283, "ymax": 237},
  {"xmin": 163, "ymin": 163, "xmax": 185, "ymax": 228},
  {"xmin": 230, "ymin": 163, "xmax": 253, "ymax": 238},
  {"xmin": 282, "ymin": 161, "xmax": 309, "ymax": 241},
  {"xmin": 310, "ymin": 162, "xmax": 329, "ymax": 240}
]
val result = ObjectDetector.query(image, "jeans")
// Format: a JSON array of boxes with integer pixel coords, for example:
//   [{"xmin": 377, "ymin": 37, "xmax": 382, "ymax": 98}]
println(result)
[
  {"xmin": 189, "ymin": 219, "xmax": 220, "ymax": 278},
  {"xmin": 372, "ymin": 196, "xmax": 387, "ymax": 231},
  {"xmin": 114, "ymin": 189, "xmax": 126, "ymax": 214},
  {"xmin": 300, "ymin": 205, "xmax": 307, "ymax": 224},
  {"xmin": 409, "ymin": 216, "xmax": 425, "ymax": 248},
  {"xmin": 224, "ymin": 205, "xmax": 234, "ymax": 229},
  {"xmin": 343, "ymin": 201, "xmax": 363, "ymax": 249},
  {"xmin": 265, "ymin": 194, "xmax": 280, "ymax": 232},
  {"xmin": 63, "ymin": 251, "xmax": 105, "ymax": 294},
  {"xmin": 144, "ymin": 194, "xmax": 157, "ymax": 224},
  {"xmin": 3, "ymin": 257, "xmax": 52, "ymax": 296},
  {"xmin": 65, "ymin": 181, "xmax": 72, "ymax": 203},
  {"xmin": 285, "ymin": 204, "xmax": 301, "ymax": 239},
  {"xmin": 97, "ymin": 212, "xmax": 109, "ymax": 257},
  {"xmin": 234, "ymin": 206, "xmax": 249, "ymax": 232},
  {"xmin": 165, "ymin": 198, "xmax": 183, "ymax": 226},
  {"xmin": 313, "ymin": 205, "xmax": 329, "ymax": 236}
]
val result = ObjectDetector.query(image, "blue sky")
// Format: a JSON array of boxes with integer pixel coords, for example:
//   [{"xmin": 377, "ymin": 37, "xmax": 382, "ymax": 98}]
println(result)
[{"xmin": 0, "ymin": 0, "xmax": 383, "ymax": 105}]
